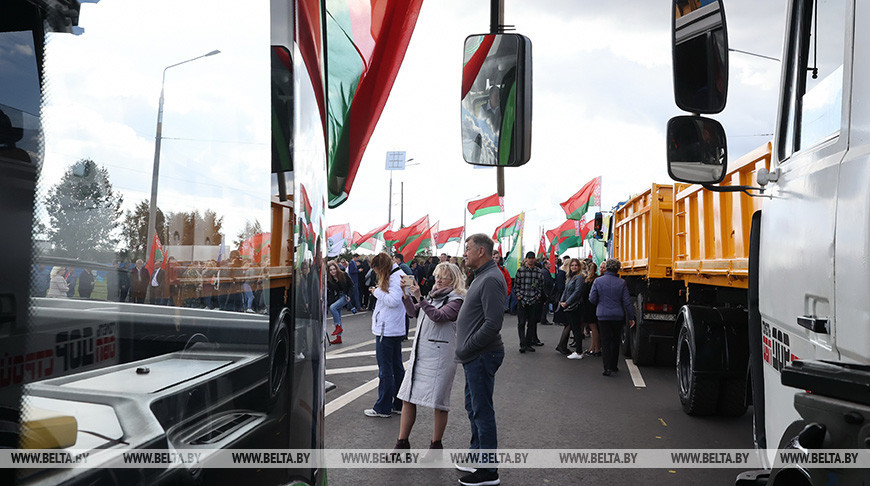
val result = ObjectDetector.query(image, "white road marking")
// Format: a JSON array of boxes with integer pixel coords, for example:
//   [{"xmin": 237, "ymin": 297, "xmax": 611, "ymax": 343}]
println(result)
[
  {"xmin": 325, "ymin": 359, "xmax": 411, "ymax": 417},
  {"xmin": 326, "ymin": 348, "xmax": 412, "ymax": 360},
  {"xmin": 326, "ymin": 364, "xmax": 380, "ymax": 375},
  {"xmin": 626, "ymin": 358, "xmax": 647, "ymax": 388},
  {"xmin": 327, "ymin": 326, "xmax": 417, "ymax": 356}
]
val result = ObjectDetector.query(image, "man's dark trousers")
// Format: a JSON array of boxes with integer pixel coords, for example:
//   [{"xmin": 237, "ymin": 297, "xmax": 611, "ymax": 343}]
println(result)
[
  {"xmin": 463, "ymin": 349, "xmax": 504, "ymax": 472},
  {"xmin": 517, "ymin": 301, "xmax": 540, "ymax": 348}
]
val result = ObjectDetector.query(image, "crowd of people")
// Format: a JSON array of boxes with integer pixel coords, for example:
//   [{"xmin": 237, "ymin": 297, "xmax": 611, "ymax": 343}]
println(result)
[
  {"xmin": 34, "ymin": 249, "xmax": 270, "ymax": 313},
  {"xmin": 323, "ymin": 235, "xmax": 635, "ymax": 486}
]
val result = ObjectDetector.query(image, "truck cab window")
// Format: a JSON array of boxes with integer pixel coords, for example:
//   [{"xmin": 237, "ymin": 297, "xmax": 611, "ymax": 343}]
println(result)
[{"xmin": 780, "ymin": 0, "xmax": 846, "ymax": 159}]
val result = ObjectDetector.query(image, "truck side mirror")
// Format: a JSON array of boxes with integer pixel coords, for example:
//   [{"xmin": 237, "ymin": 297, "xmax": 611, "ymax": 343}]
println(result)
[
  {"xmin": 672, "ymin": 0, "xmax": 729, "ymax": 114},
  {"xmin": 594, "ymin": 212, "xmax": 603, "ymax": 239},
  {"xmin": 666, "ymin": 115, "xmax": 727, "ymax": 184},
  {"xmin": 461, "ymin": 33, "xmax": 532, "ymax": 167}
]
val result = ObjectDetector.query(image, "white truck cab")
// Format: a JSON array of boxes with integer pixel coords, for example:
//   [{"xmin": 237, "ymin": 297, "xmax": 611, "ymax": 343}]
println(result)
[{"xmin": 667, "ymin": 1, "xmax": 870, "ymax": 484}]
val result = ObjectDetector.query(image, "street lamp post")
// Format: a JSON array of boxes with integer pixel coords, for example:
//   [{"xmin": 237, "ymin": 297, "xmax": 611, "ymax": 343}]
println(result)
[{"xmin": 146, "ymin": 50, "xmax": 220, "ymax": 264}]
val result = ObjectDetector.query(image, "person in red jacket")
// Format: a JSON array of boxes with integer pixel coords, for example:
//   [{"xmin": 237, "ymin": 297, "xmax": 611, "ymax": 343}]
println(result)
[{"xmin": 492, "ymin": 250, "xmax": 512, "ymax": 295}]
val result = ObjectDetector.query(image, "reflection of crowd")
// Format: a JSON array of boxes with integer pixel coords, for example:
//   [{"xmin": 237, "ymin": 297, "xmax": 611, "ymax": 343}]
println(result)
[{"xmin": 35, "ymin": 249, "xmax": 269, "ymax": 314}]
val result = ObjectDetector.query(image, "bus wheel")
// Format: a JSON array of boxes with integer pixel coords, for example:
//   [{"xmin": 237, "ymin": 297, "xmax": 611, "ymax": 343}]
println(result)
[{"xmin": 677, "ymin": 321, "xmax": 718, "ymax": 415}]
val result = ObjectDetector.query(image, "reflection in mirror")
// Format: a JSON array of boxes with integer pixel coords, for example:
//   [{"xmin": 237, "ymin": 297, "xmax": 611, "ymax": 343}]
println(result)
[
  {"xmin": 673, "ymin": 0, "xmax": 728, "ymax": 114},
  {"xmin": 666, "ymin": 115, "xmax": 727, "ymax": 184},
  {"xmin": 461, "ymin": 33, "xmax": 531, "ymax": 167}
]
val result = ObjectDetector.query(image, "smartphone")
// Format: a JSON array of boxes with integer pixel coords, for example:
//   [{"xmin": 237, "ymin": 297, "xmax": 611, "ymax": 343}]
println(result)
[{"xmin": 401, "ymin": 275, "xmax": 416, "ymax": 286}]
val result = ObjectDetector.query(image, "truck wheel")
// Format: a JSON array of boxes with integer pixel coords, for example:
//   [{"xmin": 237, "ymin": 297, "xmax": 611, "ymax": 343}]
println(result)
[
  {"xmin": 676, "ymin": 322, "xmax": 718, "ymax": 415},
  {"xmin": 717, "ymin": 377, "xmax": 748, "ymax": 417},
  {"xmin": 631, "ymin": 293, "xmax": 656, "ymax": 366}
]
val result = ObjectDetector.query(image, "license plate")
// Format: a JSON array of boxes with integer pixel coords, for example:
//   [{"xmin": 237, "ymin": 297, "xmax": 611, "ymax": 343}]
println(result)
[{"xmin": 643, "ymin": 313, "xmax": 677, "ymax": 321}]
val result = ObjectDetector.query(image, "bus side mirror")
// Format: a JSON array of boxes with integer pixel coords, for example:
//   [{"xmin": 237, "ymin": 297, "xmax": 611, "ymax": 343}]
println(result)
[
  {"xmin": 666, "ymin": 115, "xmax": 728, "ymax": 184},
  {"xmin": 672, "ymin": 0, "xmax": 729, "ymax": 114},
  {"xmin": 461, "ymin": 33, "xmax": 532, "ymax": 167}
]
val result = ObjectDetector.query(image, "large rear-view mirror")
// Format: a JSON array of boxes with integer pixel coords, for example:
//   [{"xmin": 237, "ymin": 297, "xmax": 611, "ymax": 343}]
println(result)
[
  {"xmin": 461, "ymin": 33, "xmax": 532, "ymax": 167},
  {"xmin": 666, "ymin": 115, "xmax": 727, "ymax": 184},
  {"xmin": 673, "ymin": 0, "xmax": 729, "ymax": 114}
]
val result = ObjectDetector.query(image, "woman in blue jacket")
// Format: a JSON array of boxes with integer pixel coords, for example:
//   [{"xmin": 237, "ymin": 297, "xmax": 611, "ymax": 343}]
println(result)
[{"xmin": 589, "ymin": 258, "xmax": 635, "ymax": 376}]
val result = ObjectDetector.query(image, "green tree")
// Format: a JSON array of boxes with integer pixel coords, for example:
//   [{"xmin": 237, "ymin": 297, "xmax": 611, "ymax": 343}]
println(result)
[
  {"xmin": 44, "ymin": 159, "xmax": 123, "ymax": 261},
  {"xmin": 121, "ymin": 199, "xmax": 165, "ymax": 261}
]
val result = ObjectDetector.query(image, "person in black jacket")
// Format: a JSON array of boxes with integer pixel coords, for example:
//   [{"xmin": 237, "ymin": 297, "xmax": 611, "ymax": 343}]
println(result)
[{"xmin": 327, "ymin": 261, "xmax": 354, "ymax": 344}]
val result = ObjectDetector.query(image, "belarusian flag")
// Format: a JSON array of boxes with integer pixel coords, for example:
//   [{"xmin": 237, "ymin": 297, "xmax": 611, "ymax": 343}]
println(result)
[
  {"xmin": 548, "ymin": 239, "xmax": 558, "ymax": 276},
  {"xmin": 467, "ymin": 193, "xmax": 503, "ymax": 219},
  {"xmin": 400, "ymin": 222, "xmax": 437, "ymax": 263},
  {"xmin": 353, "ymin": 221, "xmax": 392, "ymax": 250},
  {"xmin": 492, "ymin": 212, "xmax": 523, "ymax": 240},
  {"xmin": 351, "ymin": 231, "xmax": 375, "ymax": 251},
  {"xmin": 325, "ymin": 0, "xmax": 425, "ymax": 207},
  {"xmin": 240, "ymin": 232, "xmax": 272, "ymax": 264},
  {"xmin": 435, "ymin": 226, "xmax": 464, "ymax": 248},
  {"xmin": 145, "ymin": 233, "xmax": 166, "ymax": 276},
  {"xmin": 326, "ymin": 224, "xmax": 351, "ymax": 257},
  {"xmin": 385, "ymin": 215, "xmax": 429, "ymax": 251},
  {"xmin": 537, "ymin": 234, "xmax": 547, "ymax": 260},
  {"xmin": 560, "ymin": 176, "xmax": 602, "ymax": 220},
  {"xmin": 546, "ymin": 219, "xmax": 581, "ymax": 244}
]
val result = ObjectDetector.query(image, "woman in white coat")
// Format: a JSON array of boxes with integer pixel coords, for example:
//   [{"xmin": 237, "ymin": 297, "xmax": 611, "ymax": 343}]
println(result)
[
  {"xmin": 393, "ymin": 262, "xmax": 465, "ymax": 451},
  {"xmin": 47, "ymin": 266, "xmax": 69, "ymax": 298},
  {"xmin": 364, "ymin": 252, "xmax": 408, "ymax": 418}
]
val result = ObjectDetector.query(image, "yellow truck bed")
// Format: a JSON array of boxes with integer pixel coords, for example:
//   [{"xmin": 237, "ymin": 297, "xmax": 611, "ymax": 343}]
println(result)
[
  {"xmin": 614, "ymin": 184, "xmax": 675, "ymax": 280},
  {"xmin": 673, "ymin": 142, "xmax": 771, "ymax": 288},
  {"xmin": 613, "ymin": 142, "xmax": 771, "ymax": 289}
]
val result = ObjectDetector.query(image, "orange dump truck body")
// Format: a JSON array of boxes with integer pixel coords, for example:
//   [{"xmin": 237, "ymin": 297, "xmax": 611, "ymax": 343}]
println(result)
[
  {"xmin": 673, "ymin": 142, "xmax": 771, "ymax": 289},
  {"xmin": 613, "ymin": 184, "xmax": 675, "ymax": 280},
  {"xmin": 614, "ymin": 142, "xmax": 772, "ymax": 289}
]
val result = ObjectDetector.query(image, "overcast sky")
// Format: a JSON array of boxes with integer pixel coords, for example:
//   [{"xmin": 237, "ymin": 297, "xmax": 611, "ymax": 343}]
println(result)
[
  {"xmin": 329, "ymin": 0, "xmax": 787, "ymax": 257},
  {"xmin": 34, "ymin": 0, "xmax": 787, "ymax": 258}
]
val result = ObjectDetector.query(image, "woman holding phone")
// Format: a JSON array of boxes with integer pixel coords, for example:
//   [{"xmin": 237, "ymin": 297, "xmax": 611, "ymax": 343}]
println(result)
[
  {"xmin": 393, "ymin": 262, "xmax": 465, "ymax": 452},
  {"xmin": 364, "ymin": 253, "xmax": 407, "ymax": 418}
]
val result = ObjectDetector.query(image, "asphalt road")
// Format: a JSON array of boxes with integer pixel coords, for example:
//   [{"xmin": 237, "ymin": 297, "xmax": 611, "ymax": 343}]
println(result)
[{"xmin": 323, "ymin": 309, "xmax": 754, "ymax": 485}]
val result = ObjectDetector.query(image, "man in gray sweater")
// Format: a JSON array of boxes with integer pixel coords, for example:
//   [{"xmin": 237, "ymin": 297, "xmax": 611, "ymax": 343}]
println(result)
[{"xmin": 454, "ymin": 234, "xmax": 506, "ymax": 486}]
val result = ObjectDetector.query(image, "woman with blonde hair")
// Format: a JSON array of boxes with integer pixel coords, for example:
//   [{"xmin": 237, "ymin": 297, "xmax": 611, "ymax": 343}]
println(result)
[
  {"xmin": 364, "ymin": 252, "xmax": 407, "ymax": 417},
  {"xmin": 393, "ymin": 262, "xmax": 465, "ymax": 452},
  {"xmin": 47, "ymin": 266, "xmax": 69, "ymax": 298}
]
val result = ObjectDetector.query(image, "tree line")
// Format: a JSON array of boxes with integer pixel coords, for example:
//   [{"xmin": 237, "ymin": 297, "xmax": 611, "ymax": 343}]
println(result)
[{"xmin": 41, "ymin": 159, "xmax": 261, "ymax": 263}]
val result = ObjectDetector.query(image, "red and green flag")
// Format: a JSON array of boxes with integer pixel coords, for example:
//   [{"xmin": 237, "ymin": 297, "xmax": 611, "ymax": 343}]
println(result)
[
  {"xmin": 492, "ymin": 212, "xmax": 523, "ymax": 240},
  {"xmin": 239, "ymin": 232, "xmax": 271, "ymax": 264},
  {"xmin": 352, "ymin": 221, "xmax": 392, "ymax": 250},
  {"xmin": 546, "ymin": 219, "xmax": 581, "ymax": 244},
  {"xmin": 325, "ymin": 0, "xmax": 424, "ymax": 207},
  {"xmin": 400, "ymin": 222, "xmax": 437, "ymax": 263},
  {"xmin": 560, "ymin": 176, "xmax": 602, "ymax": 220},
  {"xmin": 435, "ymin": 226, "xmax": 464, "ymax": 248},
  {"xmin": 384, "ymin": 215, "xmax": 429, "ymax": 251},
  {"xmin": 467, "ymin": 193, "xmax": 504, "ymax": 219},
  {"xmin": 145, "ymin": 233, "xmax": 167, "ymax": 276},
  {"xmin": 351, "ymin": 231, "xmax": 375, "ymax": 251},
  {"xmin": 537, "ymin": 234, "xmax": 547, "ymax": 260}
]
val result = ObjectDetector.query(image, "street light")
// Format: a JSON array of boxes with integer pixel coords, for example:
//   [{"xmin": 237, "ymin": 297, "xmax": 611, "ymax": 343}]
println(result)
[
  {"xmin": 398, "ymin": 159, "xmax": 420, "ymax": 227},
  {"xmin": 146, "ymin": 50, "xmax": 220, "ymax": 264}
]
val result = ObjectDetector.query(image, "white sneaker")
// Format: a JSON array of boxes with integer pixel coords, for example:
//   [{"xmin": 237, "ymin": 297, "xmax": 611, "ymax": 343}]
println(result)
[
  {"xmin": 364, "ymin": 409, "xmax": 391, "ymax": 418},
  {"xmin": 567, "ymin": 352, "xmax": 585, "ymax": 360},
  {"xmin": 454, "ymin": 463, "xmax": 477, "ymax": 473}
]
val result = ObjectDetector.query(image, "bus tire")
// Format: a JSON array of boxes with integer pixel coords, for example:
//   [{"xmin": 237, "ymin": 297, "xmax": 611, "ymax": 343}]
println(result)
[{"xmin": 677, "ymin": 322, "xmax": 718, "ymax": 415}]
